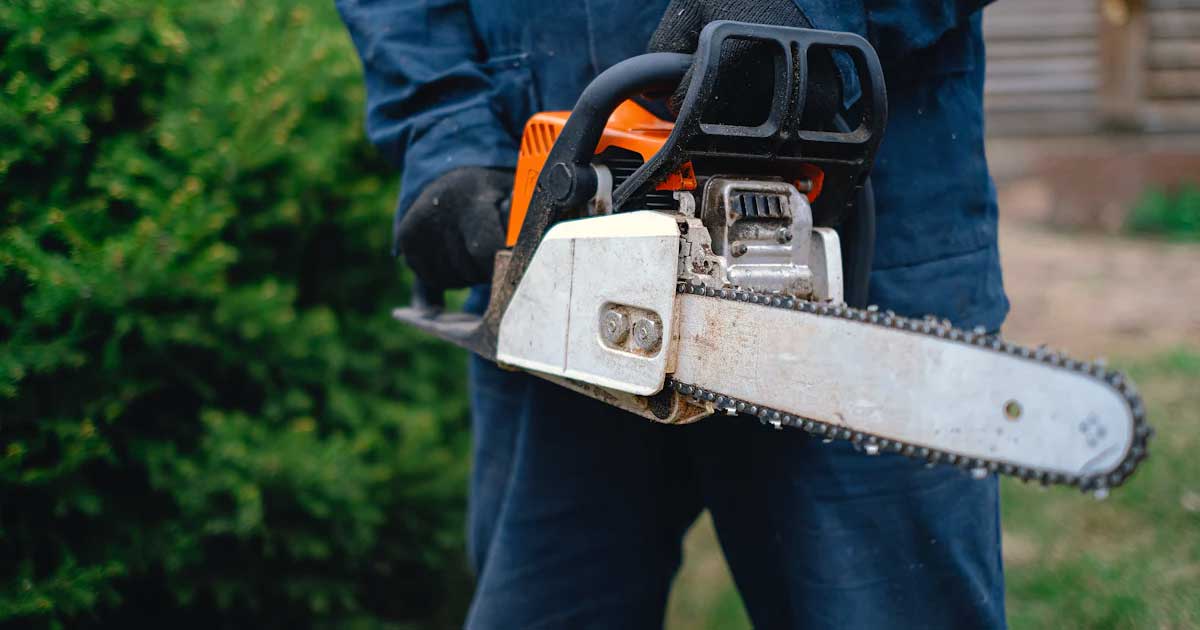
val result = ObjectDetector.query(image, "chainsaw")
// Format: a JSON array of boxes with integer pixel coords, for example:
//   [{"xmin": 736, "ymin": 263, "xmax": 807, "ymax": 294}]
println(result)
[{"xmin": 393, "ymin": 21, "xmax": 1151, "ymax": 495}]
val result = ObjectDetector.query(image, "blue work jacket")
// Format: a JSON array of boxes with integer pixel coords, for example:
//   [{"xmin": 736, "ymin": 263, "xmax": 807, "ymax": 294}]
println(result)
[{"xmin": 337, "ymin": 0, "xmax": 1009, "ymax": 330}]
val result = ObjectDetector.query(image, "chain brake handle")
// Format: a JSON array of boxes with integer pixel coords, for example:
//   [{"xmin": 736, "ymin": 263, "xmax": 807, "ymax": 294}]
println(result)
[{"xmin": 616, "ymin": 20, "xmax": 888, "ymax": 227}]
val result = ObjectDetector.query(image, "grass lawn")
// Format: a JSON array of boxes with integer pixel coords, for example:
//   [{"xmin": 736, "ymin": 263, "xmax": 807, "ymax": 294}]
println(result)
[{"xmin": 666, "ymin": 348, "xmax": 1200, "ymax": 630}]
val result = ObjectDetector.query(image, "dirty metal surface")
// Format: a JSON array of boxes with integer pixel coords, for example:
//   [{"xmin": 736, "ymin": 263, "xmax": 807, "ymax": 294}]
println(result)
[
  {"xmin": 669, "ymin": 283, "xmax": 1152, "ymax": 492},
  {"xmin": 496, "ymin": 211, "xmax": 680, "ymax": 396},
  {"xmin": 536, "ymin": 372, "xmax": 711, "ymax": 424}
]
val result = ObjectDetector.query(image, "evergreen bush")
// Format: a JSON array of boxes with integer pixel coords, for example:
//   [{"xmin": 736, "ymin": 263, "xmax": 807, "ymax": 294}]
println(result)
[{"xmin": 1, "ymin": 0, "xmax": 472, "ymax": 626}]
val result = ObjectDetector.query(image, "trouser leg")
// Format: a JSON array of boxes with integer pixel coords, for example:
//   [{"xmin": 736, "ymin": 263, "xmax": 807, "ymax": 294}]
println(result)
[
  {"xmin": 689, "ymin": 415, "xmax": 1006, "ymax": 630},
  {"xmin": 466, "ymin": 356, "xmax": 703, "ymax": 629},
  {"xmin": 466, "ymin": 354, "xmax": 528, "ymax": 575}
]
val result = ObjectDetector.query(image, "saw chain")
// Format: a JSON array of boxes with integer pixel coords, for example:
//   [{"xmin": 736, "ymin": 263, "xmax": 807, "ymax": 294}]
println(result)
[{"xmin": 668, "ymin": 281, "xmax": 1154, "ymax": 495}]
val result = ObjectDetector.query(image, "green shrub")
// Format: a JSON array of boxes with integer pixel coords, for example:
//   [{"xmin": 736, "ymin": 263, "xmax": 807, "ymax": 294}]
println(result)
[
  {"xmin": 1125, "ymin": 183, "xmax": 1200, "ymax": 240},
  {"xmin": 1, "ymin": 1, "xmax": 472, "ymax": 627}
]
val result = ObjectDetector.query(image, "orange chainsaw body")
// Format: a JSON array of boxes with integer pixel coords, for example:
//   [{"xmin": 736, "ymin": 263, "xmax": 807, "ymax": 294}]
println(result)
[
  {"xmin": 506, "ymin": 101, "xmax": 691, "ymax": 246},
  {"xmin": 506, "ymin": 100, "xmax": 827, "ymax": 247}
]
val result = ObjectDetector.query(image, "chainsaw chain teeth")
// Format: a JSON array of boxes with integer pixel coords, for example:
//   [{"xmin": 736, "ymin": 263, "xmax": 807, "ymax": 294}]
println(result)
[{"xmin": 671, "ymin": 281, "xmax": 1154, "ymax": 493}]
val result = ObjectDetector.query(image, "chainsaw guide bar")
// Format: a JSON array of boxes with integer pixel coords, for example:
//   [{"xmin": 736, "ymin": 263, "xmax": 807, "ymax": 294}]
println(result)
[{"xmin": 668, "ymin": 282, "xmax": 1152, "ymax": 494}]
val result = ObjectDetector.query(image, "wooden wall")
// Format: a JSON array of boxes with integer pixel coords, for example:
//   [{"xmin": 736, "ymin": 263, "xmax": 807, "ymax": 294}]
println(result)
[
  {"xmin": 983, "ymin": 0, "xmax": 1200, "ymax": 135},
  {"xmin": 1144, "ymin": 0, "xmax": 1200, "ymax": 129}
]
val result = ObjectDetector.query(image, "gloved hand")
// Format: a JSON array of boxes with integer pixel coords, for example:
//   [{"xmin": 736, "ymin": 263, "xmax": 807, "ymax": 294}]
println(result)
[
  {"xmin": 395, "ymin": 167, "xmax": 513, "ymax": 290},
  {"xmin": 648, "ymin": 0, "xmax": 843, "ymax": 128}
]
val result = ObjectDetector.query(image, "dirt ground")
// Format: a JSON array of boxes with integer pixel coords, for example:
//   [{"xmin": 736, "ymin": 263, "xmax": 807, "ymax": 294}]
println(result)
[{"xmin": 997, "ymin": 179, "xmax": 1200, "ymax": 359}]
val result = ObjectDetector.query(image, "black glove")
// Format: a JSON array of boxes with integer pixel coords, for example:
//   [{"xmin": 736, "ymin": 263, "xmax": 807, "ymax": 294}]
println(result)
[
  {"xmin": 648, "ymin": 0, "xmax": 843, "ymax": 128},
  {"xmin": 395, "ymin": 167, "xmax": 513, "ymax": 290}
]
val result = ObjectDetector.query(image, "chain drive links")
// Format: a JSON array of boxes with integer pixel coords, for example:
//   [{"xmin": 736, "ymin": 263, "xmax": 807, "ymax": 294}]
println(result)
[{"xmin": 669, "ymin": 281, "xmax": 1154, "ymax": 493}]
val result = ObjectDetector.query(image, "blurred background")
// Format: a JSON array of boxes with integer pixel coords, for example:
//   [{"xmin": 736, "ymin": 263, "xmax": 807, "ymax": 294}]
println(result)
[{"xmin": 0, "ymin": 0, "xmax": 1196, "ymax": 628}]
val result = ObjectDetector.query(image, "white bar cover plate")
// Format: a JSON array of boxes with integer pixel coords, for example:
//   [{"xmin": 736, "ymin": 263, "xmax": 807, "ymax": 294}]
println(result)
[
  {"xmin": 673, "ymin": 295, "xmax": 1134, "ymax": 477},
  {"xmin": 497, "ymin": 211, "xmax": 680, "ymax": 395}
]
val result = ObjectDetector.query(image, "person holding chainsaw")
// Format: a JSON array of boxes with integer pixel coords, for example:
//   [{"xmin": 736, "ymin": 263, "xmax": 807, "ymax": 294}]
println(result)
[{"xmin": 339, "ymin": 0, "xmax": 1009, "ymax": 628}]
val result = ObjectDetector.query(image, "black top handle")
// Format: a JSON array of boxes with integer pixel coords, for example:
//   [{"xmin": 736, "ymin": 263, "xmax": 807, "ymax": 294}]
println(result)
[{"xmin": 614, "ymin": 20, "xmax": 888, "ymax": 227}]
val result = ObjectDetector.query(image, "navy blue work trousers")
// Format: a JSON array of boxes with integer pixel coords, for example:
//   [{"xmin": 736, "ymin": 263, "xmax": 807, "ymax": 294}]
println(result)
[{"xmin": 465, "ymin": 354, "xmax": 1006, "ymax": 629}]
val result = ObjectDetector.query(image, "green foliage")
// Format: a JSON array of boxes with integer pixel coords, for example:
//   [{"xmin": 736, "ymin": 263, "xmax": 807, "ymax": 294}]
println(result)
[
  {"xmin": 1, "ymin": 0, "xmax": 472, "ymax": 627},
  {"xmin": 1124, "ymin": 184, "xmax": 1200, "ymax": 241}
]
